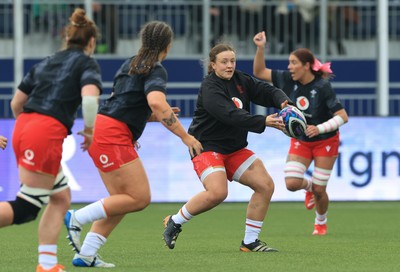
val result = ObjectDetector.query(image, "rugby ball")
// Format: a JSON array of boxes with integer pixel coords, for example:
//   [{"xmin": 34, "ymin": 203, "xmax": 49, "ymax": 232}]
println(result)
[{"xmin": 279, "ymin": 106, "xmax": 307, "ymax": 138}]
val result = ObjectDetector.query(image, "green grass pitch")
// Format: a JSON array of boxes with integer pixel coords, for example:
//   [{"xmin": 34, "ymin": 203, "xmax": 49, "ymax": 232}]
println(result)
[{"xmin": 1, "ymin": 202, "xmax": 399, "ymax": 272}]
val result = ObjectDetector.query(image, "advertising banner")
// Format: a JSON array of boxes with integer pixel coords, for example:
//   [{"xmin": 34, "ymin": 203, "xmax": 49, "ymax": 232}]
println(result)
[{"xmin": 0, "ymin": 117, "xmax": 399, "ymax": 202}]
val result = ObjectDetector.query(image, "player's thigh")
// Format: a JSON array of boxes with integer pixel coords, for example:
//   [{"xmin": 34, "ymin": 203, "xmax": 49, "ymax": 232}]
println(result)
[
  {"xmin": 19, "ymin": 166, "xmax": 55, "ymax": 189},
  {"xmin": 202, "ymin": 170, "xmax": 229, "ymax": 195},
  {"xmin": 314, "ymin": 156, "xmax": 337, "ymax": 170},
  {"xmin": 239, "ymin": 159, "xmax": 273, "ymax": 191},
  {"xmin": 99, "ymin": 158, "xmax": 150, "ymax": 197},
  {"xmin": 287, "ymin": 153, "xmax": 312, "ymax": 168}
]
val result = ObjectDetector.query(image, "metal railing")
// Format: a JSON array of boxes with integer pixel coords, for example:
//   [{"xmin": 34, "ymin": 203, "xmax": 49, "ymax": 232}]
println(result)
[
  {"xmin": 1, "ymin": 1, "xmax": 400, "ymax": 58},
  {"xmin": 1, "ymin": 0, "xmax": 400, "ymax": 117}
]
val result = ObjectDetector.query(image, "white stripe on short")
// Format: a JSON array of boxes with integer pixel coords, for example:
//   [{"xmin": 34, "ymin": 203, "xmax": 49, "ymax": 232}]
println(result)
[{"xmin": 232, "ymin": 154, "xmax": 257, "ymax": 182}]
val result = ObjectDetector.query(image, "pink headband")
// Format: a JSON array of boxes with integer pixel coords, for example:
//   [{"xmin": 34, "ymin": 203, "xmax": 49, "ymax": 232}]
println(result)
[{"xmin": 312, "ymin": 59, "xmax": 332, "ymax": 74}]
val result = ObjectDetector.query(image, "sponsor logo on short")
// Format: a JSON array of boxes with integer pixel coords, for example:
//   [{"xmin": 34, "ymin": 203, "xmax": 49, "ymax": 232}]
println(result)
[
  {"xmin": 100, "ymin": 154, "xmax": 114, "ymax": 168},
  {"xmin": 22, "ymin": 149, "xmax": 35, "ymax": 166}
]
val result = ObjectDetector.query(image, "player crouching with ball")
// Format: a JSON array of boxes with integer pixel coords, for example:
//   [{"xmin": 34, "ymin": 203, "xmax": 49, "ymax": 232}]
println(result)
[{"xmin": 253, "ymin": 31, "xmax": 348, "ymax": 235}]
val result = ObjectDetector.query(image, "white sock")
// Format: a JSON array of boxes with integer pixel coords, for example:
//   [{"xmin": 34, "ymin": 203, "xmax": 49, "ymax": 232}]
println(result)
[
  {"xmin": 243, "ymin": 218, "xmax": 263, "ymax": 244},
  {"xmin": 315, "ymin": 211, "xmax": 328, "ymax": 225},
  {"xmin": 75, "ymin": 199, "xmax": 107, "ymax": 225},
  {"xmin": 38, "ymin": 244, "xmax": 57, "ymax": 269},
  {"xmin": 80, "ymin": 232, "xmax": 107, "ymax": 257},
  {"xmin": 171, "ymin": 205, "xmax": 193, "ymax": 225}
]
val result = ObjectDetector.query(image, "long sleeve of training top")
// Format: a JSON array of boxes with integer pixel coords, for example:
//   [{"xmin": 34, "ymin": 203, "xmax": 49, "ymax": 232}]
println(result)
[{"xmin": 188, "ymin": 70, "xmax": 291, "ymax": 154}]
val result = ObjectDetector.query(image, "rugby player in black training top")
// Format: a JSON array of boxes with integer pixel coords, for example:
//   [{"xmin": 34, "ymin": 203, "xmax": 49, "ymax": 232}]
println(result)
[
  {"xmin": 2, "ymin": 8, "xmax": 101, "ymax": 272},
  {"xmin": 163, "ymin": 43, "xmax": 292, "ymax": 253}
]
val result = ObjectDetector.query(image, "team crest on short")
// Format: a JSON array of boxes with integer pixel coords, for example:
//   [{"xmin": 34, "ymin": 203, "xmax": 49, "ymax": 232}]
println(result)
[
  {"xmin": 296, "ymin": 96, "xmax": 309, "ymax": 110},
  {"xmin": 232, "ymin": 97, "xmax": 243, "ymax": 108}
]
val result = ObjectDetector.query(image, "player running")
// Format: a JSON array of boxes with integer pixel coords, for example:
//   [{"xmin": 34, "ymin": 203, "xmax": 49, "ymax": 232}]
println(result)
[
  {"xmin": 253, "ymin": 31, "xmax": 348, "ymax": 235},
  {"xmin": 0, "ymin": 8, "xmax": 101, "ymax": 272},
  {"xmin": 163, "ymin": 43, "xmax": 291, "ymax": 252},
  {"xmin": 64, "ymin": 20, "xmax": 202, "ymax": 267}
]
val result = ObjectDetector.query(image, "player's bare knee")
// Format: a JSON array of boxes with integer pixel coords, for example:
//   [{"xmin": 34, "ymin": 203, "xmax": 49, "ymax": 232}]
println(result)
[
  {"xmin": 285, "ymin": 178, "xmax": 302, "ymax": 191},
  {"xmin": 135, "ymin": 195, "xmax": 151, "ymax": 211},
  {"xmin": 257, "ymin": 179, "xmax": 274, "ymax": 195},
  {"xmin": 207, "ymin": 191, "xmax": 227, "ymax": 205},
  {"xmin": 312, "ymin": 186, "xmax": 327, "ymax": 196}
]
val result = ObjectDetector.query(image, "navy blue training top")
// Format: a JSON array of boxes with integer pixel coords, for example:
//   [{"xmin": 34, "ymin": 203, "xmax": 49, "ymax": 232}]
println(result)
[
  {"xmin": 99, "ymin": 57, "xmax": 168, "ymax": 141},
  {"xmin": 272, "ymin": 70, "xmax": 344, "ymax": 142},
  {"xmin": 18, "ymin": 48, "xmax": 102, "ymax": 134}
]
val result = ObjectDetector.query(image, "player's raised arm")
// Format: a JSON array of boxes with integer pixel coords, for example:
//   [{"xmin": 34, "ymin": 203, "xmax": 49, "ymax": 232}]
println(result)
[{"xmin": 253, "ymin": 31, "xmax": 272, "ymax": 81}]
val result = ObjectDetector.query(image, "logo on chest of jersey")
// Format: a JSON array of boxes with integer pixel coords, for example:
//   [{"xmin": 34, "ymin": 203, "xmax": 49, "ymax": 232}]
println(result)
[
  {"xmin": 296, "ymin": 96, "xmax": 309, "ymax": 111},
  {"xmin": 232, "ymin": 97, "xmax": 243, "ymax": 109}
]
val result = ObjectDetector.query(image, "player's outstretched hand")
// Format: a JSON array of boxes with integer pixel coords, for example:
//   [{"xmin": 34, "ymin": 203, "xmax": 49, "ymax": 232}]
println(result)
[
  {"xmin": 77, "ymin": 128, "xmax": 93, "ymax": 152},
  {"xmin": 0, "ymin": 135, "xmax": 7, "ymax": 150},
  {"xmin": 265, "ymin": 113, "xmax": 285, "ymax": 131},
  {"xmin": 182, "ymin": 134, "xmax": 203, "ymax": 158}
]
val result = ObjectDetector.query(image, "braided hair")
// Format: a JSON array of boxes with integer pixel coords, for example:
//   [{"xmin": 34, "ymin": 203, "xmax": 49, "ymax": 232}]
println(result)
[{"xmin": 129, "ymin": 21, "xmax": 173, "ymax": 75}]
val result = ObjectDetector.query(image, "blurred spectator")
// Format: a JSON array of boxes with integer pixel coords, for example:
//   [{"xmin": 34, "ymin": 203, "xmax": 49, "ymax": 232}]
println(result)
[
  {"xmin": 328, "ymin": 4, "xmax": 359, "ymax": 55},
  {"xmin": 188, "ymin": 1, "xmax": 233, "ymax": 52},
  {"xmin": 93, "ymin": 2, "xmax": 117, "ymax": 54},
  {"xmin": 209, "ymin": 0, "xmax": 266, "ymax": 52},
  {"xmin": 274, "ymin": 0, "xmax": 316, "ymax": 54},
  {"xmin": 236, "ymin": 0, "xmax": 265, "ymax": 52},
  {"xmin": 32, "ymin": 3, "xmax": 69, "ymax": 37},
  {"xmin": 209, "ymin": 1, "xmax": 235, "ymax": 46}
]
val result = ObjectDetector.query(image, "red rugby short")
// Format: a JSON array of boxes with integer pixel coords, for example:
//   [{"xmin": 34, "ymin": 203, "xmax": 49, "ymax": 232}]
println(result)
[
  {"xmin": 89, "ymin": 114, "xmax": 138, "ymax": 172},
  {"xmin": 192, "ymin": 148, "xmax": 256, "ymax": 182},
  {"xmin": 288, "ymin": 132, "xmax": 340, "ymax": 159},
  {"xmin": 12, "ymin": 112, "xmax": 67, "ymax": 176}
]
